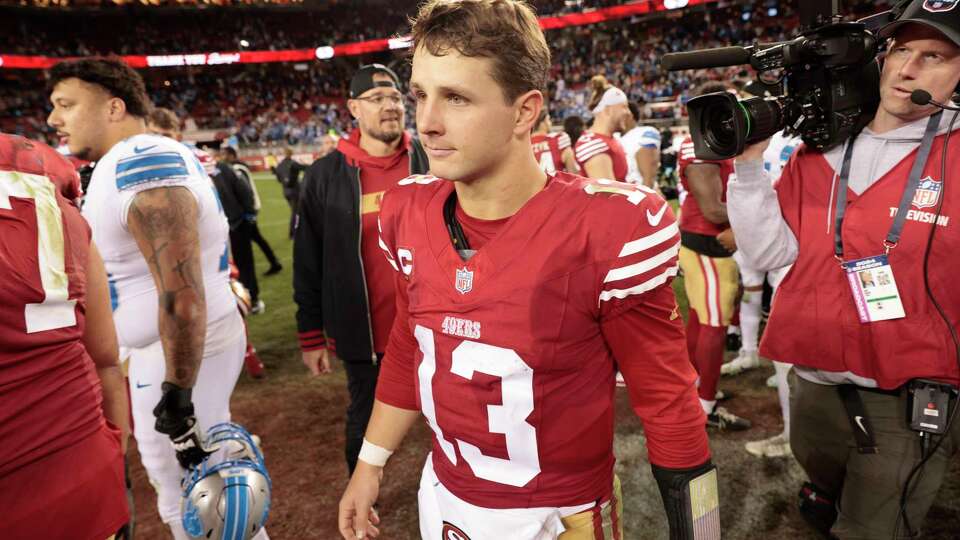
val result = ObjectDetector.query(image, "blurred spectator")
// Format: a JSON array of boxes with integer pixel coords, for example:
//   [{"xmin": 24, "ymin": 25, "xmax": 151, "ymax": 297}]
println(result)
[
  {"xmin": 223, "ymin": 146, "xmax": 283, "ymax": 276},
  {"xmin": 273, "ymin": 147, "xmax": 307, "ymax": 239}
]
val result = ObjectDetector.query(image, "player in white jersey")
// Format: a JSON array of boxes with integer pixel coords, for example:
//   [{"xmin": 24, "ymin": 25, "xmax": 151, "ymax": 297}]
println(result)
[
  {"xmin": 47, "ymin": 58, "xmax": 264, "ymax": 539},
  {"xmin": 723, "ymin": 129, "xmax": 801, "ymax": 459},
  {"xmin": 617, "ymin": 101, "xmax": 661, "ymax": 188}
]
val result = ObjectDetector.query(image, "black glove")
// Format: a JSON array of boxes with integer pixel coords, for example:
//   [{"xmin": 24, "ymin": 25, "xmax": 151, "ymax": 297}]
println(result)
[{"xmin": 153, "ymin": 382, "xmax": 212, "ymax": 469}]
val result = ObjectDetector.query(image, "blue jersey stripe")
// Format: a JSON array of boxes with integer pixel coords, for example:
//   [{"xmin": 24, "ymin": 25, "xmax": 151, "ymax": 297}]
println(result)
[
  {"xmin": 116, "ymin": 152, "xmax": 185, "ymax": 175},
  {"xmin": 107, "ymin": 273, "xmax": 119, "ymax": 311},
  {"xmin": 116, "ymin": 165, "xmax": 190, "ymax": 190},
  {"xmin": 219, "ymin": 244, "xmax": 230, "ymax": 272}
]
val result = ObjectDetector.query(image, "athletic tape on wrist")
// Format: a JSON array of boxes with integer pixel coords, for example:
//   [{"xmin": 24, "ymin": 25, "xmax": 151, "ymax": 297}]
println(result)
[{"xmin": 358, "ymin": 438, "xmax": 393, "ymax": 467}]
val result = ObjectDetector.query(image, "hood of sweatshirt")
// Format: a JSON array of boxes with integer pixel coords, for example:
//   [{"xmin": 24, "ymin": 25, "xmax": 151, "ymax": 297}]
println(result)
[
  {"xmin": 337, "ymin": 128, "xmax": 411, "ymax": 170},
  {"xmin": 820, "ymin": 111, "xmax": 960, "ymax": 195}
]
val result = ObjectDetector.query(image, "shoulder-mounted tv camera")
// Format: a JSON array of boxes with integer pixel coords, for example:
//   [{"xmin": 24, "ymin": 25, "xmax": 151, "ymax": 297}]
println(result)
[{"xmin": 660, "ymin": 0, "xmax": 912, "ymax": 160}]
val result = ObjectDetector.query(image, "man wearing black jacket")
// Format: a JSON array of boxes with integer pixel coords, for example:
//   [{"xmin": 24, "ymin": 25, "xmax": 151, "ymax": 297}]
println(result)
[
  {"xmin": 223, "ymin": 146, "xmax": 283, "ymax": 276},
  {"xmin": 293, "ymin": 64, "xmax": 429, "ymax": 474},
  {"xmin": 211, "ymin": 159, "xmax": 263, "ymax": 313},
  {"xmin": 273, "ymin": 147, "xmax": 307, "ymax": 238}
]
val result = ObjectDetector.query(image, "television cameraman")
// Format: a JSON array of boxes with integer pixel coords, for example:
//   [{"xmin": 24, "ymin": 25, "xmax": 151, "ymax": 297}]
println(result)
[{"xmin": 726, "ymin": 2, "xmax": 960, "ymax": 538}]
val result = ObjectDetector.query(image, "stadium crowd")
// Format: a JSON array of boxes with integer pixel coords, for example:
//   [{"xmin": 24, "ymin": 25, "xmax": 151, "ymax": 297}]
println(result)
[
  {"xmin": 0, "ymin": 1, "xmax": 802, "ymax": 146},
  {"xmin": 1, "ymin": 0, "xmax": 891, "ymax": 148}
]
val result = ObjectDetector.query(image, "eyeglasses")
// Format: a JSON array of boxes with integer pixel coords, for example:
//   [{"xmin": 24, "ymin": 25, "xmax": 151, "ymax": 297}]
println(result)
[{"xmin": 354, "ymin": 94, "xmax": 405, "ymax": 107}]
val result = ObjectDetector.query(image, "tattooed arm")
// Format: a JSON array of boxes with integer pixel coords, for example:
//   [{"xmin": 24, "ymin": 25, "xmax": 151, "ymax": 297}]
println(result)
[{"xmin": 127, "ymin": 186, "xmax": 206, "ymax": 387}]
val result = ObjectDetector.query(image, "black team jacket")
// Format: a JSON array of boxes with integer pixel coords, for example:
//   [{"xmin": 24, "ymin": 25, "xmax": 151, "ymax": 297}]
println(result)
[{"xmin": 293, "ymin": 135, "xmax": 429, "ymax": 364}]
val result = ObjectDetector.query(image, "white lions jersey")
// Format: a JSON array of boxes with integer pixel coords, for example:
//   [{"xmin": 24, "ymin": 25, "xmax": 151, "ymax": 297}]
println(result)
[
  {"xmin": 762, "ymin": 130, "xmax": 802, "ymax": 183},
  {"xmin": 617, "ymin": 125, "xmax": 661, "ymax": 185},
  {"xmin": 82, "ymin": 134, "xmax": 236, "ymax": 350}
]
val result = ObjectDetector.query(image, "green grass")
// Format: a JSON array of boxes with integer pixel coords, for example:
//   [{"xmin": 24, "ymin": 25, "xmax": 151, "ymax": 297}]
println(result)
[{"xmin": 244, "ymin": 172, "xmax": 302, "ymax": 375}]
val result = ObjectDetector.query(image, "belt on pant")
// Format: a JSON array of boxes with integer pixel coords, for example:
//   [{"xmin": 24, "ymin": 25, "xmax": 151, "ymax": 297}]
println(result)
[{"xmin": 836, "ymin": 385, "xmax": 889, "ymax": 454}]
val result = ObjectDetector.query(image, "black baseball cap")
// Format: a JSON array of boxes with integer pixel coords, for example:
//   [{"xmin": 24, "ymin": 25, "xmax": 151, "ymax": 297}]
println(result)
[
  {"xmin": 880, "ymin": 0, "xmax": 960, "ymax": 48},
  {"xmin": 349, "ymin": 64, "xmax": 401, "ymax": 99}
]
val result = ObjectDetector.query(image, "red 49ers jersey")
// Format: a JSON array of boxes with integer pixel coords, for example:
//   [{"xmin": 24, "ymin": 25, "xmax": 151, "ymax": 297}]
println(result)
[
  {"xmin": 531, "ymin": 132, "xmax": 571, "ymax": 175},
  {"xmin": 376, "ymin": 172, "xmax": 695, "ymax": 508},
  {"xmin": 677, "ymin": 135, "xmax": 735, "ymax": 236},
  {"xmin": 574, "ymin": 131, "xmax": 628, "ymax": 182},
  {"xmin": 0, "ymin": 135, "xmax": 105, "ymax": 476}
]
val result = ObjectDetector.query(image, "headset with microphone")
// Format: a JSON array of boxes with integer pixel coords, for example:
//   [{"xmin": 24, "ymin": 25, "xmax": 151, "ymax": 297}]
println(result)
[{"xmin": 909, "ymin": 88, "xmax": 960, "ymax": 111}]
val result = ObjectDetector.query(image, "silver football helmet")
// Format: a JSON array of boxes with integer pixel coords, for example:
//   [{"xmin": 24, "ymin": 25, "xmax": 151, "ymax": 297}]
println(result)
[{"xmin": 181, "ymin": 423, "xmax": 271, "ymax": 540}]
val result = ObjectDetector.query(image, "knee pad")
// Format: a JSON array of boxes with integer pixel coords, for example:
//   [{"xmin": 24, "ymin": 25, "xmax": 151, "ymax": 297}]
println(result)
[{"xmin": 798, "ymin": 482, "xmax": 838, "ymax": 538}]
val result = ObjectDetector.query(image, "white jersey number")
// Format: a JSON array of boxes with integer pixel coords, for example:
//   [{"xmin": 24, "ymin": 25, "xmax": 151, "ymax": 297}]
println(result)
[
  {"xmin": 537, "ymin": 150, "xmax": 557, "ymax": 175},
  {"xmin": 415, "ymin": 325, "xmax": 540, "ymax": 487},
  {"xmin": 0, "ymin": 171, "xmax": 77, "ymax": 333}
]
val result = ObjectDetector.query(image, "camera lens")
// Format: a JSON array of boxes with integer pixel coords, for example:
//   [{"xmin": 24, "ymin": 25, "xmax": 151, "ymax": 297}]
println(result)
[{"xmin": 740, "ymin": 97, "xmax": 784, "ymax": 144}]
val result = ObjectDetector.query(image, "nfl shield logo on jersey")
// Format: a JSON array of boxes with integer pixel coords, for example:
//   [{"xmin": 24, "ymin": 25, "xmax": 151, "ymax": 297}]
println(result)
[
  {"xmin": 455, "ymin": 267, "xmax": 474, "ymax": 295},
  {"xmin": 912, "ymin": 176, "xmax": 942, "ymax": 209},
  {"xmin": 924, "ymin": 0, "xmax": 958, "ymax": 12}
]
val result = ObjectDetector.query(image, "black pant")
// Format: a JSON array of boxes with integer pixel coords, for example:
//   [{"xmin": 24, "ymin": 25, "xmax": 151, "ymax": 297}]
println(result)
[
  {"xmin": 284, "ymin": 188, "xmax": 299, "ymax": 239},
  {"xmin": 343, "ymin": 359, "xmax": 381, "ymax": 475},
  {"xmin": 249, "ymin": 221, "xmax": 279, "ymax": 268},
  {"xmin": 229, "ymin": 221, "xmax": 258, "ymax": 303}
]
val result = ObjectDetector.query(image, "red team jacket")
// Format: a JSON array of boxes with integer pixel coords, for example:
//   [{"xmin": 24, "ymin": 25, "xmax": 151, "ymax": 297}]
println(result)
[
  {"xmin": 764, "ymin": 137, "xmax": 960, "ymax": 389},
  {"xmin": 375, "ymin": 172, "xmax": 709, "ymax": 509},
  {"xmin": 531, "ymin": 131, "xmax": 571, "ymax": 175},
  {"xmin": 677, "ymin": 135, "xmax": 734, "ymax": 236},
  {"xmin": 574, "ymin": 131, "xmax": 628, "ymax": 182},
  {"xmin": 0, "ymin": 135, "xmax": 128, "ymax": 538}
]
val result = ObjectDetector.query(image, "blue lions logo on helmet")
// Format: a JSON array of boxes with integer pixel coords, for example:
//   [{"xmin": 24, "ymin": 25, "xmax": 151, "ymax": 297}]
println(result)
[{"xmin": 180, "ymin": 423, "xmax": 271, "ymax": 540}]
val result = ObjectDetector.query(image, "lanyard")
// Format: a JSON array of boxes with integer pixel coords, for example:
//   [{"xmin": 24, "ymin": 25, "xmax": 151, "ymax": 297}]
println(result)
[{"xmin": 834, "ymin": 112, "xmax": 943, "ymax": 260}]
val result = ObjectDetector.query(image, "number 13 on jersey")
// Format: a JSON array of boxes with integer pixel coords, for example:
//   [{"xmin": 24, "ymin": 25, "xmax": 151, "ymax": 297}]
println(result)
[
  {"xmin": 415, "ymin": 325, "xmax": 541, "ymax": 487},
  {"xmin": 0, "ymin": 170, "xmax": 77, "ymax": 333}
]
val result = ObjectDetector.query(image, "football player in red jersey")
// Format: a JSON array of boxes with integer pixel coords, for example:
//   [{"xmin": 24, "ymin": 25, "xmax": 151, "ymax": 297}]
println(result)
[
  {"xmin": 338, "ymin": 2, "xmax": 718, "ymax": 539},
  {"xmin": 0, "ymin": 134, "xmax": 129, "ymax": 539},
  {"xmin": 531, "ymin": 108, "xmax": 578, "ymax": 174},
  {"xmin": 675, "ymin": 81, "xmax": 752, "ymax": 432},
  {"xmin": 573, "ymin": 75, "xmax": 631, "ymax": 181}
]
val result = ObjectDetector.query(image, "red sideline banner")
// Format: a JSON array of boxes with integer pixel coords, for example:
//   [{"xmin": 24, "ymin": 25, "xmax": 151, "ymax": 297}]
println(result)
[{"xmin": 1, "ymin": 0, "xmax": 710, "ymax": 70}]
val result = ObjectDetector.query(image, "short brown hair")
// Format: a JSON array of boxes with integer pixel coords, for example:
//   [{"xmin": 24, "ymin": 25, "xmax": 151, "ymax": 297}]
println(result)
[
  {"xmin": 148, "ymin": 107, "xmax": 180, "ymax": 132},
  {"xmin": 48, "ymin": 57, "xmax": 152, "ymax": 118},
  {"xmin": 410, "ymin": 0, "xmax": 551, "ymax": 102}
]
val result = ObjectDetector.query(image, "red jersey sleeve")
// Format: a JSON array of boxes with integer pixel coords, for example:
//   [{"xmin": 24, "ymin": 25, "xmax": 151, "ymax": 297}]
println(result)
[
  {"xmin": 574, "ymin": 133, "xmax": 611, "ymax": 168},
  {"xmin": 372, "ymin": 187, "xmax": 420, "ymax": 411},
  {"xmin": 677, "ymin": 136, "xmax": 726, "ymax": 177},
  {"xmin": 556, "ymin": 132, "xmax": 572, "ymax": 151},
  {"xmin": 597, "ymin": 190, "xmax": 680, "ymax": 320},
  {"xmin": 373, "ymin": 271, "xmax": 419, "ymax": 411},
  {"xmin": 602, "ymin": 285, "xmax": 710, "ymax": 469}
]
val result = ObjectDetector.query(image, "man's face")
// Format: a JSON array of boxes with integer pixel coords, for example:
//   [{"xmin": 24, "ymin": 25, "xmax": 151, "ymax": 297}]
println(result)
[
  {"xmin": 611, "ymin": 102, "xmax": 632, "ymax": 132},
  {"xmin": 411, "ymin": 47, "xmax": 521, "ymax": 182},
  {"xmin": 348, "ymin": 73, "xmax": 405, "ymax": 145},
  {"xmin": 47, "ymin": 78, "xmax": 112, "ymax": 160},
  {"xmin": 879, "ymin": 24, "xmax": 960, "ymax": 124}
]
